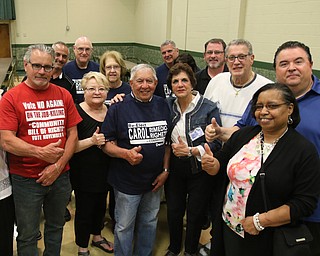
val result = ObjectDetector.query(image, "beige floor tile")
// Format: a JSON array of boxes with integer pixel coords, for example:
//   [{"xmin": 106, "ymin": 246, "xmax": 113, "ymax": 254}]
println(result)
[{"xmin": 13, "ymin": 195, "xmax": 211, "ymax": 255}]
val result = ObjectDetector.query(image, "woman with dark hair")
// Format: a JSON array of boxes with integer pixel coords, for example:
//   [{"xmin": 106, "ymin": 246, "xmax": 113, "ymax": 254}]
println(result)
[
  {"xmin": 202, "ymin": 83, "xmax": 320, "ymax": 256},
  {"xmin": 174, "ymin": 53, "xmax": 200, "ymax": 73},
  {"xmin": 165, "ymin": 63, "xmax": 221, "ymax": 256}
]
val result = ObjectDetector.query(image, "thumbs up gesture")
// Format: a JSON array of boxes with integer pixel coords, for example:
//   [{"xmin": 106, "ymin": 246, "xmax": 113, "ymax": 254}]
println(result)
[
  {"xmin": 126, "ymin": 145, "xmax": 143, "ymax": 165},
  {"xmin": 91, "ymin": 127, "xmax": 106, "ymax": 146},
  {"xmin": 202, "ymin": 143, "xmax": 220, "ymax": 175},
  {"xmin": 205, "ymin": 117, "xmax": 222, "ymax": 142},
  {"xmin": 171, "ymin": 136, "xmax": 189, "ymax": 157}
]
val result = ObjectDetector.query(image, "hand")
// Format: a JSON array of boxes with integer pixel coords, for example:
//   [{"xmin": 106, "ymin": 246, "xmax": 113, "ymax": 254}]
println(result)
[
  {"xmin": 125, "ymin": 146, "xmax": 143, "ymax": 165},
  {"xmin": 241, "ymin": 216, "xmax": 260, "ymax": 236},
  {"xmin": 205, "ymin": 118, "xmax": 222, "ymax": 142},
  {"xmin": 91, "ymin": 127, "xmax": 106, "ymax": 147},
  {"xmin": 152, "ymin": 171, "xmax": 169, "ymax": 192},
  {"xmin": 36, "ymin": 163, "xmax": 60, "ymax": 186},
  {"xmin": 38, "ymin": 139, "xmax": 64, "ymax": 163},
  {"xmin": 171, "ymin": 136, "xmax": 189, "ymax": 157},
  {"xmin": 202, "ymin": 143, "xmax": 219, "ymax": 175},
  {"xmin": 110, "ymin": 93, "xmax": 125, "ymax": 105}
]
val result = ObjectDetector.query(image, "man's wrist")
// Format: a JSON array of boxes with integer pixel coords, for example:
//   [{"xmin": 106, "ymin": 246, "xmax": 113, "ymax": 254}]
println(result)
[{"xmin": 163, "ymin": 168, "xmax": 170, "ymax": 173}]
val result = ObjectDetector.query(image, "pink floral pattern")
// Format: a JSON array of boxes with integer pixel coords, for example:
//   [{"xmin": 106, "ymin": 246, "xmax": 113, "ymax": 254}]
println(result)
[{"xmin": 222, "ymin": 135, "xmax": 261, "ymax": 237}]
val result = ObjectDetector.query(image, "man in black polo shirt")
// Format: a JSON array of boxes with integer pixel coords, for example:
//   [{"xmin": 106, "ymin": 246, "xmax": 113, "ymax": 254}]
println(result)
[{"xmin": 195, "ymin": 38, "xmax": 228, "ymax": 95}]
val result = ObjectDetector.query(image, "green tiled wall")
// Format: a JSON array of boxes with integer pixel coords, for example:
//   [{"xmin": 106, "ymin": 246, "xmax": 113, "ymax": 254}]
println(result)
[{"xmin": 14, "ymin": 42, "xmax": 313, "ymax": 81}]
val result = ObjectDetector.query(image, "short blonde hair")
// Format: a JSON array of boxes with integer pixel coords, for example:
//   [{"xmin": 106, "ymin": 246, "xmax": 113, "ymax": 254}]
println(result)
[{"xmin": 81, "ymin": 71, "xmax": 110, "ymax": 91}]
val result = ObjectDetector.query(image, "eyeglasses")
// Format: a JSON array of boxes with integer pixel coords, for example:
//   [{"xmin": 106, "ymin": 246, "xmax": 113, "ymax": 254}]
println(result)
[
  {"xmin": 105, "ymin": 65, "xmax": 121, "ymax": 71},
  {"xmin": 206, "ymin": 50, "xmax": 224, "ymax": 55},
  {"xmin": 76, "ymin": 47, "xmax": 92, "ymax": 53},
  {"xmin": 226, "ymin": 54, "xmax": 250, "ymax": 62},
  {"xmin": 254, "ymin": 102, "xmax": 288, "ymax": 111},
  {"xmin": 28, "ymin": 62, "xmax": 53, "ymax": 72},
  {"xmin": 85, "ymin": 87, "xmax": 107, "ymax": 93}
]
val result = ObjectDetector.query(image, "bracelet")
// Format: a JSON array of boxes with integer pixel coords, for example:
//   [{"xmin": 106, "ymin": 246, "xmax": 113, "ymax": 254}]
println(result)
[
  {"xmin": 163, "ymin": 168, "xmax": 170, "ymax": 173},
  {"xmin": 253, "ymin": 213, "xmax": 265, "ymax": 231},
  {"xmin": 188, "ymin": 147, "xmax": 192, "ymax": 157}
]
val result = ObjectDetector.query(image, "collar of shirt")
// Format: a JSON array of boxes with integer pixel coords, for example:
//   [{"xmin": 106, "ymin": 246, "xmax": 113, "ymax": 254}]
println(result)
[
  {"xmin": 172, "ymin": 91, "xmax": 200, "ymax": 144},
  {"xmin": 130, "ymin": 92, "xmax": 153, "ymax": 103}
]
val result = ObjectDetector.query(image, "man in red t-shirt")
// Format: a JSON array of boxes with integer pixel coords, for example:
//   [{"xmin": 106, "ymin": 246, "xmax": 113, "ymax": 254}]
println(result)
[{"xmin": 0, "ymin": 44, "xmax": 82, "ymax": 255}]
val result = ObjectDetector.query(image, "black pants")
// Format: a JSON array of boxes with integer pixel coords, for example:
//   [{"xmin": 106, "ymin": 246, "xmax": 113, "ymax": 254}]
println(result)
[
  {"xmin": 106, "ymin": 183, "xmax": 115, "ymax": 221},
  {"xmin": 304, "ymin": 221, "xmax": 320, "ymax": 256},
  {"xmin": 74, "ymin": 190, "xmax": 107, "ymax": 248},
  {"xmin": 165, "ymin": 157, "xmax": 213, "ymax": 254},
  {"xmin": 0, "ymin": 194, "xmax": 14, "ymax": 256}
]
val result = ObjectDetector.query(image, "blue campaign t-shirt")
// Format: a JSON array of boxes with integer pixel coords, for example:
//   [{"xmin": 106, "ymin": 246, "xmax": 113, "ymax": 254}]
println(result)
[
  {"xmin": 102, "ymin": 93, "xmax": 171, "ymax": 195},
  {"xmin": 63, "ymin": 60, "xmax": 100, "ymax": 103},
  {"xmin": 155, "ymin": 63, "xmax": 171, "ymax": 98},
  {"xmin": 104, "ymin": 81, "xmax": 131, "ymax": 107}
]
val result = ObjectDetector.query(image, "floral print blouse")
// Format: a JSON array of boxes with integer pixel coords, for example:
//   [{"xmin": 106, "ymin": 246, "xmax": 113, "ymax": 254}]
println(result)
[{"xmin": 222, "ymin": 134, "xmax": 263, "ymax": 237}]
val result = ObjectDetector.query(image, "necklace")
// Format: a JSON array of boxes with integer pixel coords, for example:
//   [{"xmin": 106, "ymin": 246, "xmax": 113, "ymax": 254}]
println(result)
[
  {"xmin": 230, "ymin": 72, "xmax": 256, "ymax": 96},
  {"xmin": 258, "ymin": 127, "xmax": 288, "ymax": 157},
  {"xmin": 232, "ymin": 84, "xmax": 246, "ymax": 96}
]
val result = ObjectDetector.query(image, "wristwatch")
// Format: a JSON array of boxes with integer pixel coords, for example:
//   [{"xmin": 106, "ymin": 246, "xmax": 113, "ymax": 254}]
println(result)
[
  {"xmin": 163, "ymin": 168, "xmax": 170, "ymax": 173},
  {"xmin": 188, "ymin": 147, "xmax": 192, "ymax": 157}
]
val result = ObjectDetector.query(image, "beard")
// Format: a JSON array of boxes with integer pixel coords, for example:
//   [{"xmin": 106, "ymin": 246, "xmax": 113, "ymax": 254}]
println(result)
[{"xmin": 208, "ymin": 60, "xmax": 223, "ymax": 69}]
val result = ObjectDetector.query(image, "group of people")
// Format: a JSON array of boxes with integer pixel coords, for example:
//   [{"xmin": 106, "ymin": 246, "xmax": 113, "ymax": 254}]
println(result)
[{"xmin": 0, "ymin": 36, "xmax": 320, "ymax": 256}]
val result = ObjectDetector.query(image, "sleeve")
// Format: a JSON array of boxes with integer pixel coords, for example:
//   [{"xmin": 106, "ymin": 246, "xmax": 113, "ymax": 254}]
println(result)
[
  {"xmin": 235, "ymin": 101, "xmax": 258, "ymax": 128},
  {"xmin": 287, "ymin": 145, "xmax": 320, "ymax": 221},
  {"xmin": 65, "ymin": 93, "xmax": 82, "ymax": 128},
  {"xmin": 207, "ymin": 103, "xmax": 222, "ymax": 154},
  {"xmin": 101, "ymin": 104, "xmax": 118, "ymax": 141},
  {"xmin": 0, "ymin": 93, "xmax": 18, "ymax": 131}
]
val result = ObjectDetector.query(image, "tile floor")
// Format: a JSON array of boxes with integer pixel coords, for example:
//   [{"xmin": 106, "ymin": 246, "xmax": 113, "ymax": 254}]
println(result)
[
  {"xmin": 11, "ymin": 76, "xmax": 211, "ymax": 255},
  {"xmin": 13, "ymin": 194, "xmax": 211, "ymax": 256}
]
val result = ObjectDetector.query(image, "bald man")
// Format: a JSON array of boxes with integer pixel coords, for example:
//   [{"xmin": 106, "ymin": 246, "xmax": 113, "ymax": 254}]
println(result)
[{"xmin": 63, "ymin": 36, "xmax": 99, "ymax": 103}]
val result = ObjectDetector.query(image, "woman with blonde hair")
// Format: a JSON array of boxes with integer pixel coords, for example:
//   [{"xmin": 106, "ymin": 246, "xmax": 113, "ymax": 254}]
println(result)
[{"xmin": 70, "ymin": 72, "xmax": 114, "ymax": 255}]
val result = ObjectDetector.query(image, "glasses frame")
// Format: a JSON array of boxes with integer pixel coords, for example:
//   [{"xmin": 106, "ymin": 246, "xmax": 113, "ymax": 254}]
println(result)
[
  {"xmin": 85, "ymin": 87, "xmax": 107, "ymax": 93},
  {"xmin": 226, "ymin": 54, "xmax": 251, "ymax": 63},
  {"xmin": 75, "ymin": 47, "xmax": 92, "ymax": 53},
  {"xmin": 254, "ymin": 102, "xmax": 288, "ymax": 111},
  {"xmin": 28, "ymin": 61, "xmax": 53, "ymax": 72},
  {"xmin": 205, "ymin": 50, "xmax": 224, "ymax": 55},
  {"xmin": 105, "ymin": 65, "xmax": 121, "ymax": 71}
]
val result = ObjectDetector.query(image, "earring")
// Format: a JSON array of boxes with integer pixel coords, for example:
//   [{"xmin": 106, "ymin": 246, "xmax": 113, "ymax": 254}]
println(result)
[{"xmin": 288, "ymin": 116, "xmax": 293, "ymax": 125}]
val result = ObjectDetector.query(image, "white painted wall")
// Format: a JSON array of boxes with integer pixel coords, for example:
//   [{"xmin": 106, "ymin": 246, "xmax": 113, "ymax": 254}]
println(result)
[
  {"xmin": 10, "ymin": 0, "xmax": 136, "ymax": 44},
  {"xmin": 9, "ymin": 0, "xmax": 320, "ymax": 69}
]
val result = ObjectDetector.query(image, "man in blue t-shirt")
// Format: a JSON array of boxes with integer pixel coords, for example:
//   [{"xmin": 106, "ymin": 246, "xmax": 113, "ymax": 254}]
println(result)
[
  {"xmin": 155, "ymin": 40, "xmax": 179, "ymax": 98},
  {"xmin": 63, "ymin": 36, "xmax": 99, "ymax": 103},
  {"xmin": 102, "ymin": 64, "xmax": 171, "ymax": 256},
  {"xmin": 205, "ymin": 41, "xmax": 320, "ymax": 256}
]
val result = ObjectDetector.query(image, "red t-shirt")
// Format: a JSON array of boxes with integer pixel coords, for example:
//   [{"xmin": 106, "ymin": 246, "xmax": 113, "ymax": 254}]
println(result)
[{"xmin": 0, "ymin": 82, "xmax": 82, "ymax": 178}]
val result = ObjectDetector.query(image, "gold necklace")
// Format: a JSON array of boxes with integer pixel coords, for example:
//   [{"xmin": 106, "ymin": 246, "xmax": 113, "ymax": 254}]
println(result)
[
  {"xmin": 231, "ymin": 72, "xmax": 255, "ymax": 96},
  {"xmin": 232, "ymin": 84, "xmax": 246, "ymax": 96}
]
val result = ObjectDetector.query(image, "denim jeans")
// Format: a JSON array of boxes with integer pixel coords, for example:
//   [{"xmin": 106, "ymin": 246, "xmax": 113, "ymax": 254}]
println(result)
[
  {"xmin": 11, "ymin": 172, "xmax": 71, "ymax": 256},
  {"xmin": 113, "ymin": 188, "xmax": 161, "ymax": 256}
]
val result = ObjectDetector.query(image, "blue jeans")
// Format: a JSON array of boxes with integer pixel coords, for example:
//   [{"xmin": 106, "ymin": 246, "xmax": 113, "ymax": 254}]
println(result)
[
  {"xmin": 114, "ymin": 188, "xmax": 161, "ymax": 256},
  {"xmin": 11, "ymin": 172, "xmax": 71, "ymax": 256}
]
